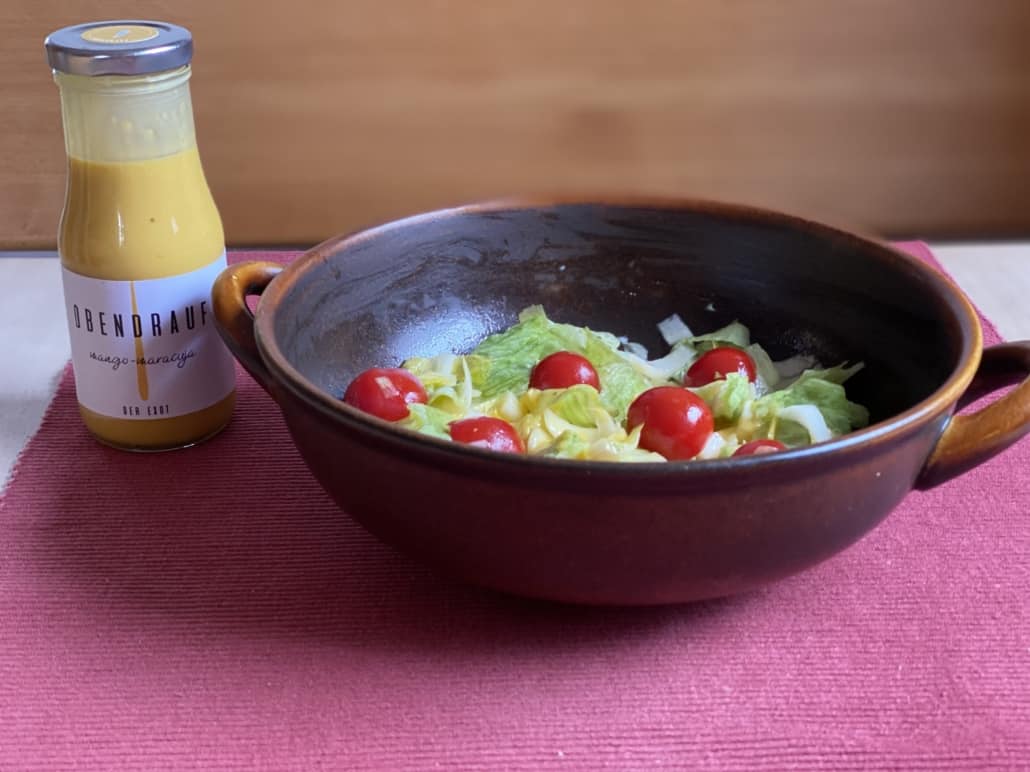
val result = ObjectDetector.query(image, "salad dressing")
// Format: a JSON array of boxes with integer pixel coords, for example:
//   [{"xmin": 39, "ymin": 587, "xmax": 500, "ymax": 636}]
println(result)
[{"xmin": 46, "ymin": 22, "xmax": 235, "ymax": 450}]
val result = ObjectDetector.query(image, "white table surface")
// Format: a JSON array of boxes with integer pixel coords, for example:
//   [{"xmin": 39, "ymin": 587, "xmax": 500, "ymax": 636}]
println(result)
[{"xmin": 2, "ymin": 245, "xmax": 1028, "ymax": 489}]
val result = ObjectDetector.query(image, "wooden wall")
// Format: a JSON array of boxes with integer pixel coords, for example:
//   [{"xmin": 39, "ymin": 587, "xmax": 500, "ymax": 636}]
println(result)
[{"xmin": 4, "ymin": 0, "xmax": 1030, "ymax": 248}]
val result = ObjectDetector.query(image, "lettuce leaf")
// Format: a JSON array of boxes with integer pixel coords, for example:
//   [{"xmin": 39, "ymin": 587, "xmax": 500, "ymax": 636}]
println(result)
[
  {"xmin": 403, "ymin": 353, "xmax": 460, "ymax": 390},
  {"xmin": 792, "ymin": 362, "xmax": 865, "ymax": 386},
  {"xmin": 403, "ymin": 354, "xmax": 479, "ymax": 415},
  {"xmin": 470, "ymin": 306, "xmax": 654, "ymax": 420},
  {"xmin": 469, "ymin": 307, "xmax": 562, "ymax": 397},
  {"xmin": 615, "ymin": 343, "xmax": 697, "ymax": 383},
  {"xmin": 754, "ymin": 376, "xmax": 869, "ymax": 438},
  {"xmin": 397, "ymin": 403, "xmax": 454, "ymax": 440},
  {"xmin": 775, "ymin": 404, "xmax": 833, "ymax": 444},
  {"xmin": 690, "ymin": 372, "xmax": 756, "ymax": 427},
  {"xmin": 658, "ymin": 314, "xmax": 694, "ymax": 345},
  {"xmin": 513, "ymin": 383, "xmax": 664, "ymax": 461},
  {"xmin": 688, "ymin": 321, "xmax": 751, "ymax": 351},
  {"xmin": 541, "ymin": 430, "xmax": 591, "ymax": 459},
  {"xmin": 527, "ymin": 384, "xmax": 602, "ymax": 428},
  {"xmin": 397, "ymin": 306, "xmax": 870, "ymax": 461},
  {"xmin": 745, "ymin": 343, "xmax": 780, "ymax": 391}
]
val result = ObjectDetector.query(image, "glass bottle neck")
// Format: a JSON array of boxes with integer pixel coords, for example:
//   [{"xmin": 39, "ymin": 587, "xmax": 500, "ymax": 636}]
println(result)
[{"xmin": 55, "ymin": 66, "xmax": 198, "ymax": 163}]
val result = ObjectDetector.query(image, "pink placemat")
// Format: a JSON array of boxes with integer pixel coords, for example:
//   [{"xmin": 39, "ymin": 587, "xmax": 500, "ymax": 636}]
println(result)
[{"xmin": 1, "ymin": 243, "xmax": 1027, "ymax": 770}]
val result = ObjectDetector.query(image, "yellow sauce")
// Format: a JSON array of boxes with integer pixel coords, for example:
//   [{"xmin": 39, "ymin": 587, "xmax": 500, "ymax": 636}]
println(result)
[{"xmin": 59, "ymin": 148, "xmax": 235, "ymax": 450}]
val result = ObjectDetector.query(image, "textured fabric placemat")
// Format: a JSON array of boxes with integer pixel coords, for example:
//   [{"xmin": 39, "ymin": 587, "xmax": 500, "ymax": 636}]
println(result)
[{"xmin": 1, "ymin": 243, "xmax": 1027, "ymax": 770}]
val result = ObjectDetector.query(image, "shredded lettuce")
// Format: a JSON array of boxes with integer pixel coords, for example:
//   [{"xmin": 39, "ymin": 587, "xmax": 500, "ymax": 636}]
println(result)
[
  {"xmin": 696, "ymin": 431, "xmax": 727, "ymax": 460},
  {"xmin": 397, "ymin": 403, "xmax": 455, "ymax": 440},
  {"xmin": 397, "ymin": 307, "xmax": 869, "ymax": 462},
  {"xmin": 752, "ymin": 374, "xmax": 869, "ymax": 440},
  {"xmin": 745, "ymin": 343, "xmax": 780, "ymax": 392},
  {"xmin": 469, "ymin": 305, "xmax": 654, "ymax": 420},
  {"xmin": 773, "ymin": 354, "xmax": 818, "ymax": 380},
  {"xmin": 514, "ymin": 387, "xmax": 663, "ymax": 461},
  {"xmin": 690, "ymin": 372, "xmax": 755, "ymax": 427},
  {"xmin": 795, "ymin": 362, "xmax": 865, "ymax": 386},
  {"xmin": 615, "ymin": 343, "xmax": 697, "ymax": 383},
  {"xmin": 403, "ymin": 353, "xmax": 459, "ymax": 389},
  {"xmin": 528, "ymin": 385, "xmax": 601, "ymax": 428},
  {"xmin": 620, "ymin": 339, "xmax": 649, "ymax": 359},
  {"xmin": 689, "ymin": 321, "xmax": 751, "ymax": 351},
  {"xmin": 776, "ymin": 404, "xmax": 834, "ymax": 444},
  {"xmin": 541, "ymin": 430, "xmax": 590, "ymax": 459},
  {"xmin": 658, "ymin": 314, "xmax": 693, "ymax": 346}
]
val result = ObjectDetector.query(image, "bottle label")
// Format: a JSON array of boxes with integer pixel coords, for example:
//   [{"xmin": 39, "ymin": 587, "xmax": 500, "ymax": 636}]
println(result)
[{"xmin": 61, "ymin": 254, "xmax": 236, "ymax": 420}]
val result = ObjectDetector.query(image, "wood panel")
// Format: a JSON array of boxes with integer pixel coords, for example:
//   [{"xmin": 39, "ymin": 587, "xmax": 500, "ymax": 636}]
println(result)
[{"xmin": 3, "ymin": 0, "xmax": 1030, "ymax": 247}]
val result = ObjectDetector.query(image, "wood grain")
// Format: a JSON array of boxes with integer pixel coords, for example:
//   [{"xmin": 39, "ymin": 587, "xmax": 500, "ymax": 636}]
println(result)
[{"xmin": 4, "ymin": 0, "xmax": 1030, "ymax": 247}]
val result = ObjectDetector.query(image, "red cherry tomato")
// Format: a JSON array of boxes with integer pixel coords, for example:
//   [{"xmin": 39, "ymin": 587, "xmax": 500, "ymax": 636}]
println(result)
[
  {"xmin": 626, "ymin": 386, "xmax": 714, "ymax": 460},
  {"xmin": 684, "ymin": 347, "xmax": 757, "ymax": 387},
  {"xmin": 343, "ymin": 367, "xmax": 427, "ymax": 421},
  {"xmin": 733, "ymin": 439, "xmax": 788, "ymax": 457},
  {"xmin": 529, "ymin": 351, "xmax": 601, "ymax": 391},
  {"xmin": 449, "ymin": 416, "xmax": 525, "ymax": 454}
]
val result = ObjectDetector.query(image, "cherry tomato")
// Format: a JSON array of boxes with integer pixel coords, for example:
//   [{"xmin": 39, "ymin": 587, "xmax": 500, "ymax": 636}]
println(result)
[
  {"xmin": 733, "ymin": 439, "xmax": 788, "ymax": 457},
  {"xmin": 449, "ymin": 416, "xmax": 525, "ymax": 454},
  {"xmin": 529, "ymin": 351, "xmax": 601, "ymax": 391},
  {"xmin": 343, "ymin": 367, "xmax": 427, "ymax": 421},
  {"xmin": 684, "ymin": 347, "xmax": 757, "ymax": 387},
  {"xmin": 626, "ymin": 386, "xmax": 714, "ymax": 460}
]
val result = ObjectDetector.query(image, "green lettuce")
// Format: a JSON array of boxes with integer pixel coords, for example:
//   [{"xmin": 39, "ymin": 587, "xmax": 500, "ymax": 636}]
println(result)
[
  {"xmin": 688, "ymin": 321, "xmax": 751, "ymax": 351},
  {"xmin": 541, "ymin": 431, "xmax": 590, "ymax": 459},
  {"xmin": 403, "ymin": 354, "xmax": 478, "ymax": 415},
  {"xmin": 396, "ymin": 306, "xmax": 870, "ymax": 461},
  {"xmin": 470, "ymin": 306, "xmax": 654, "ymax": 419},
  {"xmin": 403, "ymin": 353, "xmax": 460, "ymax": 390},
  {"xmin": 767, "ymin": 416, "xmax": 813, "ymax": 446},
  {"xmin": 745, "ymin": 343, "xmax": 781, "ymax": 389},
  {"xmin": 532, "ymin": 384, "xmax": 603, "ymax": 428},
  {"xmin": 691, "ymin": 372, "xmax": 755, "ymax": 427},
  {"xmin": 753, "ymin": 375, "xmax": 869, "ymax": 441},
  {"xmin": 791, "ymin": 363, "xmax": 865, "ymax": 386},
  {"xmin": 397, "ymin": 403, "xmax": 454, "ymax": 440}
]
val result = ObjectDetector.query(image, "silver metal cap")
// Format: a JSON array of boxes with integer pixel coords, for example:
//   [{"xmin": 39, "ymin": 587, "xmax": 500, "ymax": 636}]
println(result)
[{"xmin": 45, "ymin": 20, "xmax": 192, "ymax": 76}]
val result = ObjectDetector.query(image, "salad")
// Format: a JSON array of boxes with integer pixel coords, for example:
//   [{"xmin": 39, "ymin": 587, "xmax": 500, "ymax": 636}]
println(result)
[{"xmin": 341, "ymin": 306, "xmax": 869, "ymax": 462}]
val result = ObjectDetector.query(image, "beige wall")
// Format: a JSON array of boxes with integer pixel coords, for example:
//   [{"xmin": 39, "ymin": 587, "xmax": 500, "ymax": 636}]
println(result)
[{"xmin": 5, "ymin": 0, "xmax": 1030, "ymax": 248}]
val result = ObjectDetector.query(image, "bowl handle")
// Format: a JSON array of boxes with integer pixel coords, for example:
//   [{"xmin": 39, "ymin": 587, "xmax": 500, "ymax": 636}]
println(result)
[
  {"xmin": 211, "ymin": 261, "xmax": 283, "ymax": 395},
  {"xmin": 917, "ymin": 341, "xmax": 1030, "ymax": 489}
]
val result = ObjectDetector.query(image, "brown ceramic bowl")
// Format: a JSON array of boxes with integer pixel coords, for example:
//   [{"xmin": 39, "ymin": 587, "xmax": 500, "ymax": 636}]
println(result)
[{"xmin": 212, "ymin": 200, "xmax": 1030, "ymax": 605}]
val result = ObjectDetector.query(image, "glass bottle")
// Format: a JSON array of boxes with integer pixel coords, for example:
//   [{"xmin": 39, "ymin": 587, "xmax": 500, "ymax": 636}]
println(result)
[{"xmin": 45, "ymin": 21, "xmax": 236, "ymax": 451}]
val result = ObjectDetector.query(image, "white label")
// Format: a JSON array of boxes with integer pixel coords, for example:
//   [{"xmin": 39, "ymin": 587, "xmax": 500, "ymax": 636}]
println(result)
[{"xmin": 61, "ymin": 254, "xmax": 236, "ymax": 420}]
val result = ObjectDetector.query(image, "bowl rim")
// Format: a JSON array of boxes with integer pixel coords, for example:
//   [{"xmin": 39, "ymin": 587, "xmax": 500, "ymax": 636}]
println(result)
[{"xmin": 250, "ymin": 196, "xmax": 983, "ymax": 476}]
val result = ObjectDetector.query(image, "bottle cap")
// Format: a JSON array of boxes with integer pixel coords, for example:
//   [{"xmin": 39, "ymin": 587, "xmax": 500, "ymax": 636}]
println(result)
[{"xmin": 45, "ymin": 21, "xmax": 192, "ymax": 77}]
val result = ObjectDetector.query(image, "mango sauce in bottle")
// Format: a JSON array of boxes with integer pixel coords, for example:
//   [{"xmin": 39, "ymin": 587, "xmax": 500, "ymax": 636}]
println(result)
[{"xmin": 45, "ymin": 21, "xmax": 235, "ymax": 450}]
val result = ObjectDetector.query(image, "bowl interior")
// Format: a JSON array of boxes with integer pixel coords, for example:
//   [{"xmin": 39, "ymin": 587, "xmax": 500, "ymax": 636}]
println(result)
[{"xmin": 269, "ymin": 203, "xmax": 966, "ymax": 426}]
